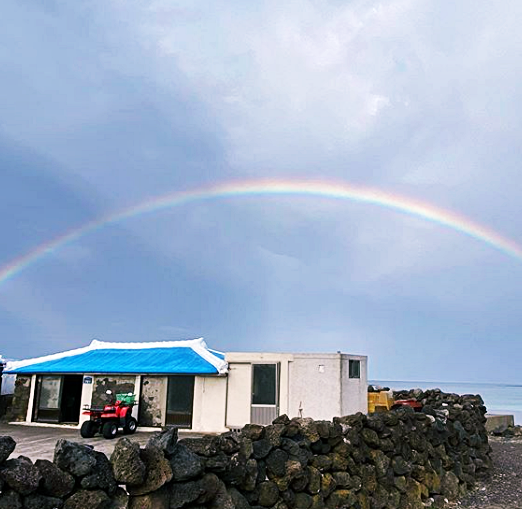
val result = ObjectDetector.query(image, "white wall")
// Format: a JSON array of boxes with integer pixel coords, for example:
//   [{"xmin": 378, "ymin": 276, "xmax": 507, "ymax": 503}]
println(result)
[
  {"xmin": 79, "ymin": 375, "xmax": 95, "ymax": 425},
  {"xmin": 192, "ymin": 375, "xmax": 227, "ymax": 433},
  {"xmin": 288, "ymin": 354, "xmax": 343, "ymax": 420},
  {"xmin": 225, "ymin": 353, "xmax": 295, "ymax": 428},
  {"xmin": 341, "ymin": 355, "xmax": 368, "ymax": 416},
  {"xmin": 225, "ymin": 362, "xmax": 251, "ymax": 428}
]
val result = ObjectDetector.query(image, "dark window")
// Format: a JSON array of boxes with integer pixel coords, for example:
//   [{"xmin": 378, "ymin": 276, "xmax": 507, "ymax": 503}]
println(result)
[
  {"xmin": 252, "ymin": 364, "xmax": 277, "ymax": 405},
  {"xmin": 349, "ymin": 360, "xmax": 360, "ymax": 379}
]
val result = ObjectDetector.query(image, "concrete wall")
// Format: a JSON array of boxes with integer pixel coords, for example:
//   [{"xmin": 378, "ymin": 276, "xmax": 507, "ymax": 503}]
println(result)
[
  {"xmin": 138, "ymin": 376, "xmax": 167, "ymax": 427},
  {"xmin": 341, "ymin": 354, "xmax": 368, "ymax": 416},
  {"xmin": 192, "ymin": 376, "xmax": 227, "ymax": 433},
  {"xmin": 288, "ymin": 354, "xmax": 343, "ymax": 420}
]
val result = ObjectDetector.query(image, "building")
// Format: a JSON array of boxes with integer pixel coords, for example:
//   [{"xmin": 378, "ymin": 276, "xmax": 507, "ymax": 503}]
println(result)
[{"xmin": 4, "ymin": 339, "xmax": 367, "ymax": 433}]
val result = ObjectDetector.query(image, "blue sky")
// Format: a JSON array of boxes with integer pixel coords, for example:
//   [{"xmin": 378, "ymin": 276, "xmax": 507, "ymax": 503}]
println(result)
[{"xmin": 1, "ymin": 0, "xmax": 522, "ymax": 382}]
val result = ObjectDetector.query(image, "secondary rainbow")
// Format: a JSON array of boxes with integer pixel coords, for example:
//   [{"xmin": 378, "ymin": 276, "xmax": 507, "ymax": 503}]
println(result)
[{"xmin": 1, "ymin": 179, "xmax": 521, "ymax": 287}]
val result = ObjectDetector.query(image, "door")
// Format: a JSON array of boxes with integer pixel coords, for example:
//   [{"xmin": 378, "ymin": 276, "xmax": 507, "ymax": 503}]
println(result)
[
  {"xmin": 33, "ymin": 375, "xmax": 83, "ymax": 423},
  {"xmin": 166, "ymin": 376, "xmax": 195, "ymax": 428},
  {"xmin": 60, "ymin": 375, "xmax": 83, "ymax": 423},
  {"xmin": 225, "ymin": 363, "xmax": 252, "ymax": 428},
  {"xmin": 34, "ymin": 375, "xmax": 63, "ymax": 423},
  {"xmin": 251, "ymin": 363, "xmax": 280, "ymax": 425}
]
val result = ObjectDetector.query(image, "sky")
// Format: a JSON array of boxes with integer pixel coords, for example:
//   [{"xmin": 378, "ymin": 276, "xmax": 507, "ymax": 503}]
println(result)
[{"xmin": 1, "ymin": 0, "xmax": 522, "ymax": 383}]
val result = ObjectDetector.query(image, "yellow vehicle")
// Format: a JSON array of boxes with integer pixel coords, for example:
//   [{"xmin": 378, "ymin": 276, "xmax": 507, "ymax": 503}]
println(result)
[{"xmin": 368, "ymin": 390, "xmax": 394, "ymax": 413}]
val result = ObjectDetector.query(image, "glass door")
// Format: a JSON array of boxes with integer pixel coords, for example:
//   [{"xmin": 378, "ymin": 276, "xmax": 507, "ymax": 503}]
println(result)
[
  {"xmin": 33, "ymin": 375, "xmax": 63, "ymax": 423},
  {"xmin": 251, "ymin": 363, "xmax": 279, "ymax": 425},
  {"xmin": 166, "ymin": 375, "xmax": 195, "ymax": 428}
]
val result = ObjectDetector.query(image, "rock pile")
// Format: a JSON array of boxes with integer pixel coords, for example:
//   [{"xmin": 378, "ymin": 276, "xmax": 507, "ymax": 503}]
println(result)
[{"xmin": 0, "ymin": 390, "xmax": 492, "ymax": 509}]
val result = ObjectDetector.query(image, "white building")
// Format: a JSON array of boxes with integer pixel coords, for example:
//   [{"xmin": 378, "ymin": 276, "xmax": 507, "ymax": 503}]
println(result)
[{"xmin": 4, "ymin": 339, "xmax": 367, "ymax": 433}]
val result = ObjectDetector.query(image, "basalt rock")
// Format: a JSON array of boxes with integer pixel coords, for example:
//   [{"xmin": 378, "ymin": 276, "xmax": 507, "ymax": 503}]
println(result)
[
  {"xmin": 54, "ymin": 439, "xmax": 97, "ymax": 478},
  {"xmin": 0, "ymin": 457, "xmax": 41, "ymax": 495},
  {"xmin": 63, "ymin": 489, "xmax": 111, "ymax": 509},
  {"xmin": 0, "ymin": 436, "xmax": 16, "ymax": 463},
  {"xmin": 111, "ymin": 438, "xmax": 147, "ymax": 486},
  {"xmin": 127, "ymin": 446, "xmax": 173, "ymax": 496},
  {"xmin": 35, "ymin": 459, "xmax": 75, "ymax": 498}
]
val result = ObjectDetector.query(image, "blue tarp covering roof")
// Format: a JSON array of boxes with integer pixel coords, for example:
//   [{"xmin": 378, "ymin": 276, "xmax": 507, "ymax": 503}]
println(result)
[{"xmin": 5, "ymin": 339, "xmax": 228, "ymax": 375}]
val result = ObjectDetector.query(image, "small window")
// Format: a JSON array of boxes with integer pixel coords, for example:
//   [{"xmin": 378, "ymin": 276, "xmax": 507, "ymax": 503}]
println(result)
[{"xmin": 349, "ymin": 360, "xmax": 360, "ymax": 379}]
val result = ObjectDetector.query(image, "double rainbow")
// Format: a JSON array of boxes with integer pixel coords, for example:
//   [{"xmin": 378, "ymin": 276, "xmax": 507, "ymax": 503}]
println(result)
[{"xmin": 1, "ymin": 179, "xmax": 521, "ymax": 287}]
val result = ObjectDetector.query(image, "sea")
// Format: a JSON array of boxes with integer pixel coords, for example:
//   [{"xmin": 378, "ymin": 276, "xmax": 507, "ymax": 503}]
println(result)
[{"xmin": 371, "ymin": 380, "xmax": 522, "ymax": 425}]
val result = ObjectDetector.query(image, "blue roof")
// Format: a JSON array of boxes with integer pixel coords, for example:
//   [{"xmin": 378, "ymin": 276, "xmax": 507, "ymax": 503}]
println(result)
[{"xmin": 6, "ymin": 347, "xmax": 223, "ymax": 375}]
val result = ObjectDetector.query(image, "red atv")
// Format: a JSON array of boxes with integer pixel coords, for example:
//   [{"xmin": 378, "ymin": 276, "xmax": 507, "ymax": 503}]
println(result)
[
  {"xmin": 391, "ymin": 399, "xmax": 423, "ymax": 411},
  {"xmin": 81, "ymin": 390, "xmax": 138, "ymax": 439}
]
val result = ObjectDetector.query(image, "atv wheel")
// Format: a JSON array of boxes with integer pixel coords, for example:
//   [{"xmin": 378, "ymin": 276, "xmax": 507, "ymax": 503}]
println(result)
[
  {"xmin": 80, "ymin": 420, "xmax": 98, "ymax": 438},
  {"xmin": 123, "ymin": 417, "xmax": 137, "ymax": 435},
  {"xmin": 102, "ymin": 421, "xmax": 118, "ymax": 439}
]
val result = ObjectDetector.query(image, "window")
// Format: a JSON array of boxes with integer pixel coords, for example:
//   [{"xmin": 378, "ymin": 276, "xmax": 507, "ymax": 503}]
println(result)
[
  {"xmin": 252, "ymin": 364, "xmax": 277, "ymax": 405},
  {"xmin": 349, "ymin": 359, "xmax": 360, "ymax": 379}
]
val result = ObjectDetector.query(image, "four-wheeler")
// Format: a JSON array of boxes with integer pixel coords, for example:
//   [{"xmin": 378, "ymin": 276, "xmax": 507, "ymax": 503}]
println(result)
[{"xmin": 81, "ymin": 390, "xmax": 138, "ymax": 439}]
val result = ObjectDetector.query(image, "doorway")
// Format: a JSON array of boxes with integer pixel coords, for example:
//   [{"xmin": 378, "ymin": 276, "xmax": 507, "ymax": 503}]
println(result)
[
  {"xmin": 33, "ymin": 375, "xmax": 83, "ymax": 424},
  {"xmin": 251, "ymin": 363, "xmax": 280, "ymax": 425},
  {"xmin": 166, "ymin": 375, "xmax": 195, "ymax": 428}
]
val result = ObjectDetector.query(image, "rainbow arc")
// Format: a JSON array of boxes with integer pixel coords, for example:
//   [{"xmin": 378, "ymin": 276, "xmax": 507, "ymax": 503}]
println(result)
[{"xmin": 1, "ymin": 179, "xmax": 521, "ymax": 287}]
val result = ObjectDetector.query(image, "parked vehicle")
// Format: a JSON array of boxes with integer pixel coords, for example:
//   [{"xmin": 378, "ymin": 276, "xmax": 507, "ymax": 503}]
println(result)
[
  {"xmin": 368, "ymin": 386, "xmax": 423, "ymax": 413},
  {"xmin": 81, "ymin": 390, "xmax": 137, "ymax": 439}
]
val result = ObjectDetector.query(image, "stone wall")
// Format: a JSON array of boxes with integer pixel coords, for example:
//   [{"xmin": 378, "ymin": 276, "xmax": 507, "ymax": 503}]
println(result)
[
  {"xmin": 0, "ymin": 390, "xmax": 491, "ymax": 509},
  {"xmin": 92, "ymin": 376, "xmax": 136, "ymax": 408},
  {"xmin": 4, "ymin": 375, "xmax": 31, "ymax": 422}
]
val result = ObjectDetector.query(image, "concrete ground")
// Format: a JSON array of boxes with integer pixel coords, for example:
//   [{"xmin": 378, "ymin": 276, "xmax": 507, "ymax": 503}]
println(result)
[{"xmin": 0, "ymin": 422, "xmax": 198, "ymax": 462}]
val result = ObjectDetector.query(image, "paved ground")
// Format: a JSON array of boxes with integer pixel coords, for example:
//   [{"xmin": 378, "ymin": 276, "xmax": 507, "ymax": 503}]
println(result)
[{"xmin": 0, "ymin": 422, "xmax": 198, "ymax": 461}]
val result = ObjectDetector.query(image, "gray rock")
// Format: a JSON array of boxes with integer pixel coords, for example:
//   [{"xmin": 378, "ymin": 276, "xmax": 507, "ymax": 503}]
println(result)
[
  {"xmin": 110, "ymin": 488, "xmax": 129, "ymax": 509},
  {"xmin": 128, "ymin": 486, "xmax": 169, "ymax": 509},
  {"xmin": 81, "ymin": 450, "xmax": 117, "ymax": 494},
  {"xmin": 240, "ymin": 424, "xmax": 264, "ymax": 441},
  {"xmin": 146, "ymin": 427, "xmax": 178, "ymax": 457},
  {"xmin": 0, "ymin": 457, "xmax": 41, "ymax": 495},
  {"xmin": 266, "ymin": 449, "xmax": 288, "ymax": 477},
  {"xmin": 169, "ymin": 444, "xmax": 204, "ymax": 481},
  {"xmin": 23, "ymin": 493, "xmax": 64, "ymax": 509},
  {"xmin": 360, "ymin": 428, "xmax": 380, "ymax": 448},
  {"xmin": 127, "ymin": 446, "xmax": 173, "ymax": 496},
  {"xmin": 179, "ymin": 436, "xmax": 220, "ymax": 457},
  {"xmin": 219, "ymin": 432, "xmax": 241, "ymax": 454},
  {"xmin": 441, "ymin": 471, "xmax": 460, "ymax": 500},
  {"xmin": 54, "ymin": 439, "xmax": 97, "ymax": 477},
  {"xmin": 252, "ymin": 439, "xmax": 273, "ymax": 459},
  {"xmin": 169, "ymin": 480, "xmax": 206, "ymax": 509},
  {"xmin": 64, "ymin": 489, "xmax": 111, "ymax": 509},
  {"xmin": 0, "ymin": 436, "xmax": 16, "ymax": 463},
  {"xmin": 257, "ymin": 481, "xmax": 279, "ymax": 507},
  {"xmin": 0, "ymin": 490, "xmax": 22, "ymax": 509},
  {"xmin": 227, "ymin": 487, "xmax": 251, "ymax": 509},
  {"xmin": 391, "ymin": 456, "xmax": 411, "ymax": 476},
  {"xmin": 35, "ymin": 459, "xmax": 75, "ymax": 498},
  {"xmin": 294, "ymin": 492, "xmax": 313, "ymax": 508},
  {"xmin": 111, "ymin": 438, "xmax": 146, "ymax": 485}
]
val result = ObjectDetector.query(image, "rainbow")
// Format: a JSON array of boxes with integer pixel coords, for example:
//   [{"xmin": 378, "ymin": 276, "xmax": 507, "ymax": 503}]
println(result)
[{"xmin": 1, "ymin": 178, "xmax": 521, "ymax": 287}]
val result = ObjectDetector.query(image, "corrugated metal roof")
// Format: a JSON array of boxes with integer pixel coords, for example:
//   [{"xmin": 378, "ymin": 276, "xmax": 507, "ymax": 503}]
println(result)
[{"xmin": 5, "ymin": 339, "xmax": 228, "ymax": 375}]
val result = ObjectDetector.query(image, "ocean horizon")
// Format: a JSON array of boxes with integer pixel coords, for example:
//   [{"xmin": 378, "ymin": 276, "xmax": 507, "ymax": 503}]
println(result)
[{"xmin": 371, "ymin": 380, "xmax": 522, "ymax": 425}]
